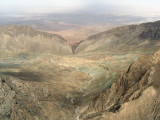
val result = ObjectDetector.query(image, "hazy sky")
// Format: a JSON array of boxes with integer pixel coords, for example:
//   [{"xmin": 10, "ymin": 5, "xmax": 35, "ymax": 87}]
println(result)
[{"xmin": 1, "ymin": 0, "xmax": 160, "ymax": 16}]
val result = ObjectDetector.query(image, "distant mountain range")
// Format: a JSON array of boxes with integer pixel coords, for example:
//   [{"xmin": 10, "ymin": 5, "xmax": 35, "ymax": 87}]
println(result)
[{"xmin": 0, "ymin": 13, "xmax": 149, "ymax": 31}]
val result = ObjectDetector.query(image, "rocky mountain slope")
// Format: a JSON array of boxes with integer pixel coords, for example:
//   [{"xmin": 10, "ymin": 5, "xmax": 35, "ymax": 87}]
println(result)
[
  {"xmin": 0, "ymin": 43, "xmax": 159, "ymax": 120},
  {"xmin": 75, "ymin": 20, "xmax": 160, "ymax": 54},
  {"xmin": 0, "ymin": 21, "xmax": 159, "ymax": 120},
  {"xmin": 0, "ymin": 25, "xmax": 72, "ymax": 55},
  {"xmin": 78, "ymin": 49, "xmax": 160, "ymax": 120}
]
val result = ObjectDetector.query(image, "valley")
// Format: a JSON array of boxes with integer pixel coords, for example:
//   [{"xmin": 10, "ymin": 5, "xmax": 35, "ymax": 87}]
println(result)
[{"xmin": 0, "ymin": 20, "xmax": 159, "ymax": 120}]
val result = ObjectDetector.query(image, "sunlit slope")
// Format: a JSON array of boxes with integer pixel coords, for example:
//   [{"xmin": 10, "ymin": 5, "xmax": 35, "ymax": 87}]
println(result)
[
  {"xmin": 76, "ymin": 21, "xmax": 160, "ymax": 54},
  {"xmin": 0, "ymin": 25, "xmax": 72, "ymax": 55}
]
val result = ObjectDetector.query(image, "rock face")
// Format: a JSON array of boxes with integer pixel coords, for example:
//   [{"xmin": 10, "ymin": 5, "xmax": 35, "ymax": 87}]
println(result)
[
  {"xmin": 0, "ymin": 75, "xmax": 75, "ymax": 120},
  {"xmin": 78, "ymin": 50, "xmax": 160, "ymax": 120},
  {"xmin": 139, "ymin": 21, "xmax": 160, "ymax": 40},
  {"xmin": 75, "ymin": 20, "xmax": 160, "ymax": 54},
  {"xmin": 0, "ymin": 25, "xmax": 72, "ymax": 55}
]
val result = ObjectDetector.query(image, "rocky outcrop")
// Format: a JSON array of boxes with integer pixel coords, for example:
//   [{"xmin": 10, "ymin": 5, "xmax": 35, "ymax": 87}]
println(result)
[
  {"xmin": 139, "ymin": 21, "xmax": 160, "ymax": 40},
  {"xmin": 0, "ymin": 76, "xmax": 49, "ymax": 120},
  {"xmin": 78, "ymin": 50, "xmax": 160, "ymax": 120},
  {"xmin": 0, "ymin": 74, "xmax": 75, "ymax": 120}
]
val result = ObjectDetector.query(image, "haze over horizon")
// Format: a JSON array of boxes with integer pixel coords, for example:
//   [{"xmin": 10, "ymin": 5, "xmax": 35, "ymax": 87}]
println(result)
[
  {"xmin": 1, "ymin": 0, "xmax": 160, "ymax": 42},
  {"xmin": 1, "ymin": 0, "xmax": 160, "ymax": 17}
]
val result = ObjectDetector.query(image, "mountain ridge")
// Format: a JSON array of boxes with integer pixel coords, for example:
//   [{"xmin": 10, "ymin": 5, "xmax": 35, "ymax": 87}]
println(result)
[
  {"xmin": 75, "ymin": 20, "xmax": 160, "ymax": 54},
  {"xmin": 0, "ymin": 25, "xmax": 73, "ymax": 55}
]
